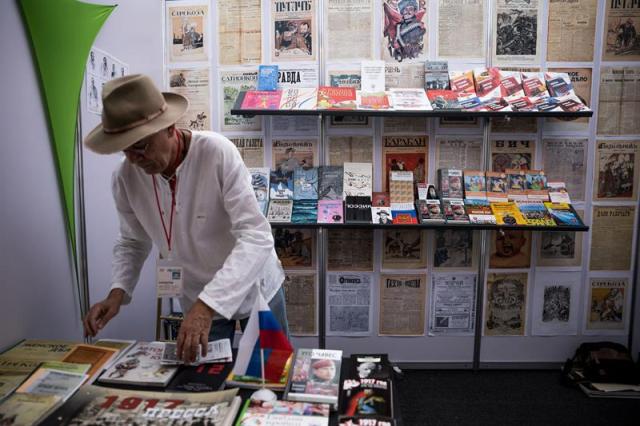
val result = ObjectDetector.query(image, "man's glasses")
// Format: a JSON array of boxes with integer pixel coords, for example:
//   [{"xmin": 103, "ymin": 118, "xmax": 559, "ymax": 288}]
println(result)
[{"xmin": 123, "ymin": 139, "xmax": 152, "ymax": 156}]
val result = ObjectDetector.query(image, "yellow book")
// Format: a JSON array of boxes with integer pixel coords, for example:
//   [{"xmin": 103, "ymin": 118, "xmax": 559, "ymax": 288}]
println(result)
[
  {"xmin": 0, "ymin": 393, "xmax": 61, "ymax": 426},
  {"xmin": 1, "ymin": 340, "xmax": 75, "ymax": 362},
  {"xmin": 61, "ymin": 344, "xmax": 118, "ymax": 381},
  {"xmin": 490, "ymin": 201, "xmax": 527, "ymax": 225}
]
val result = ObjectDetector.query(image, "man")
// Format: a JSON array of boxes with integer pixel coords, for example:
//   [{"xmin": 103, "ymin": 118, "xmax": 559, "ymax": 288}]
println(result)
[
  {"xmin": 490, "ymin": 230, "xmax": 530, "ymax": 268},
  {"xmin": 82, "ymin": 75, "xmax": 286, "ymax": 364}
]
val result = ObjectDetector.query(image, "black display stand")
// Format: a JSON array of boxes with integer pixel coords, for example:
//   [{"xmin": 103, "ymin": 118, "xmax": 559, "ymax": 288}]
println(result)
[{"xmin": 271, "ymin": 222, "xmax": 589, "ymax": 232}]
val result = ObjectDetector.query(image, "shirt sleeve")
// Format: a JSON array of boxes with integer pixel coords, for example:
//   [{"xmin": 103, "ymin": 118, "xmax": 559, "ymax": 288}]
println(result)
[
  {"xmin": 110, "ymin": 169, "xmax": 153, "ymax": 304},
  {"xmin": 198, "ymin": 140, "xmax": 278, "ymax": 319}
]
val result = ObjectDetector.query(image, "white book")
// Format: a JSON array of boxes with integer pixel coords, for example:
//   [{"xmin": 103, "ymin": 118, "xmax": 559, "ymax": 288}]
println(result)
[
  {"xmin": 360, "ymin": 60, "xmax": 386, "ymax": 93},
  {"xmin": 267, "ymin": 199, "xmax": 293, "ymax": 223},
  {"xmin": 389, "ymin": 88, "xmax": 431, "ymax": 110},
  {"xmin": 279, "ymin": 87, "xmax": 318, "ymax": 110},
  {"xmin": 161, "ymin": 339, "xmax": 232, "ymax": 365},
  {"xmin": 16, "ymin": 369, "xmax": 87, "ymax": 402},
  {"xmin": 343, "ymin": 162, "xmax": 372, "ymax": 199},
  {"xmin": 98, "ymin": 342, "xmax": 177, "ymax": 387}
]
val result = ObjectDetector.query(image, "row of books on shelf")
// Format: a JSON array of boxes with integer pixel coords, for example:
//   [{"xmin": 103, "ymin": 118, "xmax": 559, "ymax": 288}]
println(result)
[{"xmin": 244, "ymin": 63, "xmax": 588, "ymax": 113}]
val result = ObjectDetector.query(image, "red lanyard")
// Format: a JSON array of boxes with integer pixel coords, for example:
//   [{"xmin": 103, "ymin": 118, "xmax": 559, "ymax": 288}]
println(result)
[{"xmin": 152, "ymin": 132, "xmax": 183, "ymax": 252}]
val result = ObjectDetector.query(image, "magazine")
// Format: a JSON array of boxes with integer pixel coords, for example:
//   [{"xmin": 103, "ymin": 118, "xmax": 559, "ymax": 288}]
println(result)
[
  {"xmin": 285, "ymin": 348, "xmax": 343, "ymax": 408},
  {"xmin": 98, "ymin": 342, "xmax": 177, "ymax": 387}
]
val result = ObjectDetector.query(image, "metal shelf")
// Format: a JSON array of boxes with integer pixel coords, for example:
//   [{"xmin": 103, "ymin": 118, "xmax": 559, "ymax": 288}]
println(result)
[{"xmin": 269, "ymin": 222, "xmax": 589, "ymax": 232}]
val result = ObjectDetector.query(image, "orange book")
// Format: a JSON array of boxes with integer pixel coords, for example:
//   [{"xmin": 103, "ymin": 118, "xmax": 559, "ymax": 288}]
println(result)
[{"xmin": 61, "ymin": 344, "xmax": 117, "ymax": 381}]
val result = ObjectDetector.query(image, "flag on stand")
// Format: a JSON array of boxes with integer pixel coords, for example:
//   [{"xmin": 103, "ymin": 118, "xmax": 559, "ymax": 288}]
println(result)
[{"xmin": 232, "ymin": 292, "xmax": 293, "ymax": 382}]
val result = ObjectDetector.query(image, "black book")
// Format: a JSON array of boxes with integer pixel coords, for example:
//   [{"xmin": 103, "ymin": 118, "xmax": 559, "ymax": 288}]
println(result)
[
  {"xmin": 319, "ymin": 166, "xmax": 344, "ymax": 200},
  {"xmin": 166, "ymin": 362, "xmax": 233, "ymax": 392},
  {"xmin": 339, "ymin": 378, "xmax": 393, "ymax": 419},
  {"xmin": 345, "ymin": 196, "xmax": 372, "ymax": 224},
  {"xmin": 339, "ymin": 416, "xmax": 397, "ymax": 426}
]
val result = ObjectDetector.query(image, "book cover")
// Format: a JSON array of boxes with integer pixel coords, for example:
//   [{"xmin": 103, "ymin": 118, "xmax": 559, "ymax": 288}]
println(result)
[
  {"xmin": 267, "ymin": 199, "xmax": 293, "ymax": 223},
  {"xmin": 427, "ymin": 90, "xmax": 460, "ymax": 109},
  {"xmin": 391, "ymin": 209, "xmax": 418, "ymax": 224},
  {"xmin": 490, "ymin": 202, "xmax": 527, "ymax": 226},
  {"xmin": 345, "ymin": 196, "xmax": 372, "ymax": 224},
  {"xmin": 61, "ymin": 344, "xmax": 118, "ymax": 382},
  {"xmin": 339, "ymin": 416, "xmax": 396, "ymax": 426},
  {"xmin": 499, "ymin": 70, "xmax": 524, "ymax": 100},
  {"xmin": 521, "ymin": 72, "xmax": 549, "ymax": 99},
  {"xmin": 236, "ymin": 399, "xmax": 330, "ymax": 426},
  {"xmin": 438, "ymin": 169, "xmax": 464, "ymax": 199},
  {"xmin": 506, "ymin": 169, "xmax": 528, "ymax": 201},
  {"xmin": 443, "ymin": 199, "xmax": 469, "ymax": 223},
  {"xmin": 270, "ymin": 170, "xmax": 294, "ymax": 200},
  {"xmin": 16, "ymin": 368, "xmax": 87, "ymax": 402},
  {"xmin": 473, "ymin": 67, "xmax": 501, "ymax": 101},
  {"xmin": 544, "ymin": 72, "xmax": 574, "ymax": 98},
  {"xmin": 343, "ymin": 163, "xmax": 373, "ymax": 199},
  {"xmin": 389, "ymin": 171, "xmax": 414, "ymax": 205},
  {"xmin": 294, "ymin": 167, "xmax": 319, "ymax": 200},
  {"xmin": 318, "ymin": 166, "xmax": 344, "ymax": 201},
  {"xmin": 424, "ymin": 60, "xmax": 449, "ymax": 90},
  {"xmin": 464, "ymin": 199, "xmax": 496, "ymax": 224},
  {"xmin": 348, "ymin": 354, "xmax": 392, "ymax": 381},
  {"xmin": 388, "ymin": 88, "xmax": 431, "ymax": 110},
  {"xmin": 486, "ymin": 172, "xmax": 509, "ymax": 202},
  {"xmin": 317, "ymin": 86, "xmax": 357, "ymax": 110},
  {"xmin": 248, "ymin": 167, "xmax": 270, "ymax": 208},
  {"xmin": 317, "ymin": 200, "xmax": 344, "ymax": 224},
  {"xmin": 166, "ymin": 362, "xmax": 234, "ymax": 392},
  {"xmin": 257, "ymin": 65, "xmax": 279, "ymax": 91},
  {"xmin": 544, "ymin": 202, "xmax": 584, "ymax": 226},
  {"xmin": 517, "ymin": 201, "xmax": 556, "ymax": 226},
  {"xmin": 357, "ymin": 91, "xmax": 391, "ymax": 110},
  {"xmin": 1, "ymin": 340, "xmax": 75, "ymax": 362},
  {"xmin": 340, "ymin": 378, "xmax": 392, "ymax": 419},
  {"xmin": 240, "ymin": 90, "xmax": 282, "ymax": 109},
  {"xmin": 483, "ymin": 97, "xmax": 512, "ymax": 112},
  {"xmin": 547, "ymin": 182, "xmax": 572, "ymax": 204},
  {"xmin": 98, "ymin": 342, "xmax": 177, "ymax": 387},
  {"xmin": 534, "ymin": 96, "xmax": 562, "ymax": 112},
  {"xmin": 463, "ymin": 170, "xmax": 487, "ymax": 200},
  {"xmin": 449, "ymin": 70, "xmax": 476, "ymax": 96},
  {"xmin": 525, "ymin": 170, "xmax": 548, "ymax": 200},
  {"xmin": 372, "ymin": 192, "xmax": 391, "ymax": 207},
  {"xmin": 280, "ymin": 87, "xmax": 318, "ymax": 110},
  {"xmin": 458, "ymin": 94, "xmax": 485, "ymax": 111},
  {"xmin": 371, "ymin": 207, "xmax": 393, "ymax": 225},
  {"xmin": 0, "ymin": 393, "xmax": 61, "ymax": 426},
  {"xmin": 507, "ymin": 96, "xmax": 536, "ymax": 112},
  {"xmin": 285, "ymin": 348, "xmax": 343, "ymax": 407},
  {"xmin": 292, "ymin": 200, "xmax": 318, "ymax": 224},
  {"xmin": 361, "ymin": 60, "xmax": 386, "ymax": 93},
  {"xmin": 556, "ymin": 95, "xmax": 588, "ymax": 112},
  {"xmin": 416, "ymin": 199, "xmax": 445, "ymax": 223}
]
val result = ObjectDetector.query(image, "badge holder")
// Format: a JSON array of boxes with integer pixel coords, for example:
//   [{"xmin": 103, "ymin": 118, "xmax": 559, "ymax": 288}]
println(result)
[{"xmin": 155, "ymin": 254, "xmax": 184, "ymax": 341}]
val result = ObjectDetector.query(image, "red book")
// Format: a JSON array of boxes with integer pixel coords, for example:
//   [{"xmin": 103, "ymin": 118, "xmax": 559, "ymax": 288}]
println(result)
[
  {"xmin": 317, "ymin": 86, "xmax": 357, "ymax": 110},
  {"xmin": 426, "ymin": 90, "xmax": 461, "ymax": 109}
]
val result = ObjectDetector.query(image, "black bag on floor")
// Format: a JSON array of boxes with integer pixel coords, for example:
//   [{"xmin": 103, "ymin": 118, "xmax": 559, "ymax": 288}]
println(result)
[{"xmin": 562, "ymin": 341, "xmax": 640, "ymax": 385}]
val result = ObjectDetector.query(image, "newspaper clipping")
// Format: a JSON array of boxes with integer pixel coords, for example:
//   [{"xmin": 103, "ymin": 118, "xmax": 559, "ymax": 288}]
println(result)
[
  {"xmin": 328, "ymin": 229, "xmax": 374, "ymax": 271},
  {"xmin": 379, "ymin": 274, "xmax": 427, "ymax": 336},
  {"xmin": 594, "ymin": 140, "xmax": 640, "ymax": 201},
  {"xmin": 433, "ymin": 229, "xmax": 476, "ymax": 269},
  {"xmin": 283, "ymin": 272, "xmax": 317, "ymax": 335},
  {"xmin": 220, "ymin": 70, "xmax": 260, "ymax": 132},
  {"xmin": 587, "ymin": 278, "xmax": 628, "ymax": 332},
  {"xmin": 273, "ymin": 228, "xmax": 315, "ymax": 269},
  {"xmin": 542, "ymin": 138, "xmax": 587, "ymax": 201},
  {"xmin": 382, "ymin": 136, "xmax": 428, "ymax": 192},
  {"xmin": 531, "ymin": 271, "xmax": 580, "ymax": 336},
  {"xmin": 438, "ymin": 0, "xmax": 485, "ymax": 59},
  {"xmin": 490, "ymin": 139, "xmax": 535, "ymax": 172},
  {"xmin": 327, "ymin": 272, "xmax": 373, "ymax": 336},
  {"xmin": 603, "ymin": 2, "xmax": 640, "ymax": 61},
  {"xmin": 489, "ymin": 230, "xmax": 532, "ymax": 269},
  {"xmin": 597, "ymin": 67, "xmax": 640, "ymax": 135},
  {"xmin": 328, "ymin": 136, "xmax": 373, "ymax": 166},
  {"xmin": 385, "ymin": 63, "xmax": 425, "ymax": 89},
  {"xmin": 272, "ymin": 0, "xmax": 316, "ymax": 62},
  {"xmin": 537, "ymin": 226, "xmax": 583, "ymax": 268},
  {"xmin": 436, "ymin": 137, "xmax": 483, "ymax": 170},
  {"xmin": 228, "ymin": 137, "xmax": 264, "ymax": 167},
  {"xmin": 326, "ymin": 0, "xmax": 374, "ymax": 60},
  {"xmin": 381, "ymin": 0, "xmax": 428, "ymax": 63},
  {"xmin": 272, "ymin": 139, "xmax": 318, "ymax": 172},
  {"xmin": 484, "ymin": 272, "xmax": 528, "ymax": 336},
  {"xmin": 590, "ymin": 206, "xmax": 635, "ymax": 271},
  {"xmin": 493, "ymin": 0, "xmax": 540, "ymax": 64},
  {"xmin": 167, "ymin": 68, "xmax": 210, "ymax": 131},
  {"xmin": 546, "ymin": 68, "xmax": 592, "ymax": 129},
  {"xmin": 217, "ymin": 0, "xmax": 262, "ymax": 65},
  {"xmin": 547, "ymin": 0, "xmax": 597, "ymax": 62},
  {"xmin": 384, "ymin": 117, "xmax": 428, "ymax": 134},
  {"xmin": 166, "ymin": 2, "xmax": 208, "ymax": 63},
  {"xmin": 382, "ymin": 230, "xmax": 427, "ymax": 269},
  {"xmin": 429, "ymin": 273, "xmax": 477, "ymax": 336}
]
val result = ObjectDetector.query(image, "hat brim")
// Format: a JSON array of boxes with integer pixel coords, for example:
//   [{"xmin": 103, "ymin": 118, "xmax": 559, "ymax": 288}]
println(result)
[{"xmin": 84, "ymin": 92, "xmax": 189, "ymax": 155}]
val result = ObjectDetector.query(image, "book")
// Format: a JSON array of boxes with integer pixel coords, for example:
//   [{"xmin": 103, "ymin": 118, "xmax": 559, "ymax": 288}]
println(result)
[
  {"xmin": 578, "ymin": 382, "xmax": 640, "ymax": 399},
  {"xmin": 93, "ymin": 339, "xmax": 136, "ymax": 357},
  {"xmin": 280, "ymin": 87, "xmax": 318, "ymax": 110},
  {"xmin": 240, "ymin": 90, "xmax": 282, "ymax": 109},
  {"xmin": 372, "ymin": 192, "xmax": 391, "ymax": 207},
  {"xmin": 166, "ymin": 362, "xmax": 234, "ymax": 392},
  {"xmin": 285, "ymin": 348, "xmax": 343, "ymax": 408},
  {"xmin": 464, "ymin": 199, "xmax": 496, "ymax": 224},
  {"xmin": 0, "ymin": 393, "xmax": 61, "ymax": 426},
  {"xmin": 1, "ymin": 340, "xmax": 75, "ymax": 362},
  {"xmin": 98, "ymin": 342, "xmax": 177, "ymax": 387},
  {"xmin": 317, "ymin": 86, "xmax": 357, "ymax": 110},
  {"xmin": 525, "ymin": 170, "xmax": 548, "ymax": 200},
  {"xmin": 438, "ymin": 169, "xmax": 464, "ymax": 199},
  {"xmin": 361, "ymin": 60, "xmax": 386, "ymax": 93},
  {"xmin": 16, "ymin": 368, "xmax": 87, "ymax": 402},
  {"xmin": 270, "ymin": 170, "xmax": 294, "ymax": 200},
  {"xmin": 534, "ymin": 96, "xmax": 561, "ymax": 112},
  {"xmin": 339, "ymin": 416, "xmax": 396, "ymax": 426},
  {"xmin": 389, "ymin": 171, "xmax": 414, "ymax": 205},
  {"xmin": 343, "ymin": 163, "xmax": 373, "ymax": 198},
  {"xmin": 225, "ymin": 370, "xmax": 288, "ymax": 391},
  {"xmin": 416, "ymin": 199, "xmax": 445, "ymax": 223},
  {"xmin": 257, "ymin": 65, "xmax": 279, "ymax": 91},
  {"xmin": 236, "ymin": 399, "xmax": 330, "ymax": 426},
  {"xmin": 426, "ymin": 183, "xmax": 439, "ymax": 200},
  {"xmin": 371, "ymin": 207, "xmax": 393, "ymax": 225},
  {"xmin": 486, "ymin": 172, "xmax": 509, "ymax": 202},
  {"xmin": 443, "ymin": 199, "xmax": 469, "ymax": 223},
  {"xmin": 292, "ymin": 200, "xmax": 318, "ymax": 224},
  {"xmin": 318, "ymin": 166, "xmax": 344, "ymax": 200},
  {"xmin": 294, "ymin": 167, "xmax": 319, "ymax": 200},
  {"xmin": 544, "ymin": 202, "xmax": 584, "ymax": 226},
  {"xmin": 317, "ymin": 200, "xmax": 344, "ymax": 224},
  {"xmin": 547, "ymin": 182, "xmax": 572, "ymax": 204},
  {"xmin": 60, "ymin": 344, "xmax": 118, "ymax": 382},
  {"xmin": 416, "ymin": 183, "xmax": 428, "ymax": 200},
  {"xmin": 248, "ymin": 167, "xmax": 270, "ymax": 214},
  {"xmin": 458, "ymin": 94, "xmax": 484, "ymax": 111},
  {"xmin": 544, "ymin": 72, "xmax": 574, "ymax": 98},
  {"xmin": 345, "ymin": 196, "xmax": 372, "ymax": 224},
  {"xmin": 463, "ymin": 170, "xmax": 487, "ymax": 200},
  {"xmin": 357, "ymin": 91, "xmax": 391, "ymax": 110},
  {"xmin": 556, "ymin": 95, "xmax": 588, "ymax": 112},
  {"xmin": 391, "ymin": 209, "xmax": 418, "ymax": 224},
  {"xmin": 499, "ymin": 70, "xmax": 524, "ymax": 100},
  {"xmin": 348, "ymin": 354, "xmax": 392, "ymax": 381},
  {"xmin": 340, "ymin": 378, "xmax": 393, "ymax": 419},
  {"xmin": 483, "ymin": 97, "xmax": 512, "ymax": 112},
  {"xmin": 44, "ymin": 385, "xmax": 241, "ymax": 425},
  {"xmin": 473, "ymin": 67, "xmax": 501, "ymax": 101},
  {"xmin": 267, "ymin": 199, "xmax": 293, "ymax": 223},
  {"xmin": 506, "ymin": 168, "xmax": 528, "ymax": 201},
  {"xmin": 160, "ymin": 339, "xmax": 233, "ymax": 365},
  {"xmin": 517, "ymin": 201, "xmax": 556, "ymax": 226},
  {"xmin": 388, "ymin": 88, "xmax": 431, "ymax": 110},
  {"xmin": 490, "ymin": 202, "xmax": 527, "ymax": 226},
  {"xmin": 507, "ymin": 96, "xmax": 536, "ymax": 112},
  {"xmin": 521, "ymin": 72, "xmax": 549, "ymax": 99},
  {"xmin": 427, "ymin": 90, "xmax": 460, "ymax": 109},
  {"xmin": 424, "ymin": 60, "xmax": 449, "ymax": 90},
  {"xmin": 448, "ymin": 70, "xmax": 476, "ymax": 96}
]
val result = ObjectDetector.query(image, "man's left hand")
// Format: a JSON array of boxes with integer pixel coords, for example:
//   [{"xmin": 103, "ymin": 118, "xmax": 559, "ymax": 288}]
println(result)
[{"xmin": 176, "ymin": 299, "xmax": 215, "ymax": 364}]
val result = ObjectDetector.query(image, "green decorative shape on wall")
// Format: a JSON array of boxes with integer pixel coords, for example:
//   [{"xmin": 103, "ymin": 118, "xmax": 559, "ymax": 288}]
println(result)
[{"xmin": 19, "ymin": 0, "xmax": 115, "ymax": 257}]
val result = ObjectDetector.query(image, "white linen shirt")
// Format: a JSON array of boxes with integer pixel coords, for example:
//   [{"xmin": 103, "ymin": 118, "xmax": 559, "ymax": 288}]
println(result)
[{"xmin": 110, "ymin": 131, "xmax": 284, "ymax": 320}]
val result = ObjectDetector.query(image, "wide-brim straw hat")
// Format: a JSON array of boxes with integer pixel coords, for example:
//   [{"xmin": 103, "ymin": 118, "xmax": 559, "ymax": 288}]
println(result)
[{"xmin": 84, "ymin": 74, "xmax": 188, "ymax": 154}]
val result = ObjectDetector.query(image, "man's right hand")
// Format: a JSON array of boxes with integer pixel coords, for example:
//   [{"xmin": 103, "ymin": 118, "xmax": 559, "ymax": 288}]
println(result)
[{"xmin": 83, "ymin": 289, "xmax": 125, "ymax": 337}]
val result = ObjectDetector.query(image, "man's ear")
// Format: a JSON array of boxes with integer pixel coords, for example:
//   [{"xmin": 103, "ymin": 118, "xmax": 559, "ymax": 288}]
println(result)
[{"xmin": 167, "ymin": 124, "xmax": 176, "ymax": 136}]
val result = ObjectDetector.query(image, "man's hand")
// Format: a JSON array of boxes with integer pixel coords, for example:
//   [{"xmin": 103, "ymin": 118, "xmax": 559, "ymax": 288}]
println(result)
[
  {"xmin": 83, "ymin": 289, "xmax": 125, "ymax": 337},
  {"xmin": 176, "ymin": 299, "xmax": 215, "ymax": 364}
]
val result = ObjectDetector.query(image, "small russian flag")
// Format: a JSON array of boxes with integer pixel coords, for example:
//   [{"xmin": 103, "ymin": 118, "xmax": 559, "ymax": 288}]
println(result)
[{"xmin": 232, "ymin": 292, "xmax": 293, "ymax": 382}]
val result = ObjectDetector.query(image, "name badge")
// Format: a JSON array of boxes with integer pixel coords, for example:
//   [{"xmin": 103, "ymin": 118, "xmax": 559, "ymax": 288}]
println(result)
[{"xmin": 156, "ymin": 259, "xmax": 183, "ymax": 298}]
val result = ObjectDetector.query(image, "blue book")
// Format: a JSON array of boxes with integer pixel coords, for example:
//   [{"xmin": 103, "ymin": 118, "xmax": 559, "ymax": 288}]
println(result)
[
  {"xmin": 291, "ymin": 200, "xmax": 318, "ymax": 224},
  {"xmin": 257, "ymin": 65, "xmax": 279, "ymax": 91},
  {"xmin": 270, "ymin": 170, "xmax": 293, "ymax": 200},
  {"xmin": 293, "ymin": 167, "xmax": 319, "ymax": 200}
]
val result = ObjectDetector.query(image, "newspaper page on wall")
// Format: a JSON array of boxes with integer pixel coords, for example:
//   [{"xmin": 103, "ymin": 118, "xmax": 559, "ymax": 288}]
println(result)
[
  {"xmin": 166, "ymin": 2, "xmax": 209, "ymax": 63},
  {"xmin": 429, "ymin": 273, "xmax": 477, "ymax": 336},
  {"xmin": 328, "ymin": 136, "xmax": 373, "ymax": 166},
  {"xmin": 536, "ymin": 212, "xmax": 584, "ymax": 267},
  {"xmin": 272, "ymin": 139, "xmax": 318, "ymax": 172},
  {"xmin": 379, "ymin": 274, "xmax": 426, "ymax": 336},
  {"xmin": 594, "ymin": 140, "xmax": 640, "ymax": 201},
  {"xmin": 220, "ymin": 70, "xmax": 260, "ymax": 132},
  {"xmin": 493, "ymin": 0, "xmax": 541, "ymax": 65},
  {"xmin": 382, "ymin": 229, "xmax": 427, "ymax": 269},
  {"xmin": 531, "ymin": 271, "xmax": 580, "ymax": 336},
  {"xmin": 228, "ymin": 137, "xmax": 264, "ymax": 167},
  {"xmin": 273, "ymin": 228, "xmax": 315, "ymax": 269},
  {"xmin": 489, "ymin": 230, "xmax": 532, "ymax": 269},
  {"xmin": 437, "ymin": 0, "xmax": 485, "ymax": 59},
  {"xmin": 546, "ymin": 68, "xmax": 592, "ymax": 130},
  {"xmin": 327, "ymin": 272, "xmax": 373, "ymax": 336},
  {"xmin": 283, "ymin": 272, "xmax": 317, "ymax": 335},
  {"xmin": 433, "ymin": 229, "xmax": 477, "ymax": 270},
  {"xmin": 272, "ymin": 0, "xmax": 316, "ymax": 62},
  {"xmin": 590, "ymin": 206, "xmax": 635, "ymax": 271},
  {"xmin": 603, "ymin": 2, "xmax": 640, "ymax": 61},
  {"xmin": 217, "ymin": 0, "xmax": 262, "ymax": 65},
  {"xmin": 541, "ymin": 138, "xmax": 587, "ymax": 201},
  {"xmin": 167, "ymin": 68, "xmax": 211, "ymax": 131},
  {"xmin": 382, "ymin": 136, "xmax": 428, "ymax": 192},
  {"xmin": 383, "ymin": 116, "xmax": 428, "ymax": 134},
  {"xmin": 272, "ymin": 65, "xmax": 319, "ymax": 134},
  {"xmin": 598, "ymin": 67, "xmax": 640, "ymax": 135},
  {"xmin": 86, "ymin": 47, "xmax": 129, "ymax": 115},
  {"xmin": 385, "ymin": 63, "xmax": 425, "ymax": 88},
  {"xmin": 326, "ymin": 0, "xmax": 374, "ymax": 60},
  {"xmin": 381, "ymin": 0, "xmax": 428, "ymax": 63},
  {"xmin": 547, "ymin": 0, "xmax": 597, "ymax": 62},
  {"xmin": 490, "ymin": 139, "xmax": 535, "ymax": 172},
  {"xmin": 436, "ymin": 137, "xmax": 483, "ymax": 170},
  {"xmin": 327, "ymin": 229, "xmax": 374, "ymax": 271},
  {"xmin": 586, "ymin": 278, "xmax": 629, "ymax": 334},
  {"xmin": 484, "ymin": 272, "xmax": 528, "ymax": 336}
]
